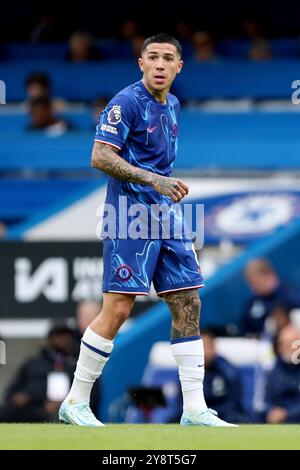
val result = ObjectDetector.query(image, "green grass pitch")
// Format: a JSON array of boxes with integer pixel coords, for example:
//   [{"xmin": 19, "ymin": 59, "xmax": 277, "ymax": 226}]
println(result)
[{"xmin": 0, "ymin": 424, "xmax": 300, "ymax": 450}]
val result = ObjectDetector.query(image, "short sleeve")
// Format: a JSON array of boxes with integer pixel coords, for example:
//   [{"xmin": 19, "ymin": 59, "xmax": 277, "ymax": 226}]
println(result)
[{"xmin": 94, "ymin": 93, "xmax": 135, "ymax": 150}]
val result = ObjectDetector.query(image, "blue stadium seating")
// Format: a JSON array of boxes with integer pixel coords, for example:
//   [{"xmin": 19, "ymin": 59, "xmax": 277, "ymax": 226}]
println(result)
[
  {"xmin": 2, "ymin": 59, "xmax": 300, "ymax": 101},
  {"xmin": 125, "ymin": 367, "xmax": 181, "ymax": 424},
  {"xmin": 3, "ymin": 43, "xmax": 68, "ymax": 62},
  {"xmin": 0, "ymin": 179, "xmax": 93, "ymax": 226},
  {"xmin": 271, "ymin": 38, "xmax": 300, "ymax": 58},
  {"xmin": 1, "ymin": 111, "xmax": 300, "ymax": 171},
  {"xmin": 3, "ymin": 39, "xmax": 300, "ymax": 63}
]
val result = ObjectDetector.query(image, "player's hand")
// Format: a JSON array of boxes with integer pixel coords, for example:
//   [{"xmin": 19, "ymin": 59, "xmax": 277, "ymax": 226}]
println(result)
[{"xmin": 151, "ymin": 175, "xmax": 189, "ymax": 202}]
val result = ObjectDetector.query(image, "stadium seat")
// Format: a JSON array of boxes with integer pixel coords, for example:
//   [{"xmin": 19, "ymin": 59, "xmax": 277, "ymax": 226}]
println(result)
[
  {"xmin": 2, "ymin": 111, "xmax": 300, "ymax": 171},
  {"xmin": 125, "ymin": 367, "xmax": 181, "ymax": 424},
  {"xmin": 0, "ymin": 179, "xmax": 93, "ymax": 226},
  {"xmin": 2, "ymin": 59, "xmax": 300, "ymax": 101}
]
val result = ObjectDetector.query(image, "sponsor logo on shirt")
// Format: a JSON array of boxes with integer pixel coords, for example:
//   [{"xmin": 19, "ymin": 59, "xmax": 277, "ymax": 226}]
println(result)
[
  {"xmin": 101, "ymin": 124, "xmax": 118, "ymax": 135},
  {"xmin": 108, "ymin": 105, "xmax": 121, "ymax": 125}
]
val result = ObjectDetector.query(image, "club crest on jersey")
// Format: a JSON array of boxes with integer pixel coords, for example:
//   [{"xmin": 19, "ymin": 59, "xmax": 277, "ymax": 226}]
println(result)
[
  {"xmin": 108, "ymin": 105, "xmax": 121, "ymax": 125},
  {"xmin": 116, "ymin": 264, "xmax": 132, "ymax": 281}
]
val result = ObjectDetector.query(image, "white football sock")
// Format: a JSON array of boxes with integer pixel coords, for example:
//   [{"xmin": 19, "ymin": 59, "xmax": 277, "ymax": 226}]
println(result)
[
  {"xmin": 171, "ymin": 335, "xmax": 207, "ymax": 414},
  {"xmin": 65, "ymin": 327, "xmax": 113, "ymax": 404}
]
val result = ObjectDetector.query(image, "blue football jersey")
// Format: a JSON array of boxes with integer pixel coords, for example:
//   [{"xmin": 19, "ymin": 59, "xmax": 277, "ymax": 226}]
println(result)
[
  {"xmin": 95, "ymin": 80, "xmax": 180, "ymax": 211},
  {"xmin": 95, "ymin": 81, "xmax": 204, "ymax": 295}
]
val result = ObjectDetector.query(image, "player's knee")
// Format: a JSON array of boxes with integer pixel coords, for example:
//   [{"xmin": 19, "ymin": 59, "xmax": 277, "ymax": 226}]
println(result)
[
  {"xmin": 163, "ymin": 289, "xmax": 201, "ymax": 312},
  {"xmin": 113, "ymin": 309, "xmax": 131, "ymax": 324},
  {"xmin": 111, "ymin": 298, "xmax": 134, "ymax": 322}
]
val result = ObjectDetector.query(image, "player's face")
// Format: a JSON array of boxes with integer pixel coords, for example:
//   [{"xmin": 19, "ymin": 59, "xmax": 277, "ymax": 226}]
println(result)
[{"xmin": 138, "ymin": 43, "xmax": 183, "ymax": 93}]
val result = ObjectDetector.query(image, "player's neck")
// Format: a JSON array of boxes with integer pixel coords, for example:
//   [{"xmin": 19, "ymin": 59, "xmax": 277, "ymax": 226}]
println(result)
[{"xmin": 142, "ymin": 78, "xmax": 168, "ymax": 104}]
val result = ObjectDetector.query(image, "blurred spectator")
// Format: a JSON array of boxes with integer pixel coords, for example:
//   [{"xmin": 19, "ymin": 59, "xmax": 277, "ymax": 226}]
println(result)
[
  {"xmin": 0, "ymin": 324, "xmax": 75, "ymax": 423},
  {"xmin": 174, "ymin": 20, "xmax": 193, "ymax": 58},
  {"xmin": 92, "ymin": 96, "xmax": 109, "ymax": 127},
  {"xmin": 30, "ymin": 13, "xmax": 54, "ymax": 43},
  {"xmin": 249, "ymin": 38, "xmax": 272, "ymax": 61},
  {"xmin": 25, "ymin": 72, "xmax": 67, "ymax": 112},
  {"xmin": 263, "ymin": 303, "xmax": 292, "ymax": 340},
  {"xmin": 120, "ymin": 19, "xmax": 139, "ymax": 40},
  {"xmin": 66, "ymin": 31, "xmax": 101, "ymax": 62},
  {"xmin": 0, "ymin": 222, "xmax": 7, "ymax": 239},
  {"xmin": 119, "ymin": 20, "xmax": 144, "ymax": 60},
  {"xmin": 263, "ymin": 325, "xmax": 300, "ymax": 423},
  {"xmin": 193, "ymin": 31, "xmax": 216, "ymax": 62},
  {"xmin": 202, "ymin": 330, "xmax": 246, "ymax": 423},
  {"xmin": 72, "ymin": 301, "xmax": 100, "ymax": 356},
  {"xmin": 175, "ymin": 20, "xmax": 193, "ymax": 41},
  {"xmin": 27, "ymin": 96, "xmax": 72, "ymax": 136},
  {"xmin": 240, "ymin": 259, "xmax": 300, "ymax": 337},
  {"xmin": 25, "ymin": 72, "xmax": 50, "ymax": 100},
  {"xmin": 243, "ymin": 20, "xmax": 272, "ymax": 61},
  {"xmin": 132, "ymin": 35, "xmax": 145, "ymax": 61}
]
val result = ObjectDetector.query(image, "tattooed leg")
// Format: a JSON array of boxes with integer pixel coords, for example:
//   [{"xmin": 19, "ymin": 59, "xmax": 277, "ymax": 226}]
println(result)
[
  {"xmin": 161, "ymin": 288, "xmax": 201, "ymax": 340},
  {"xmin": 164, "ymin": 289, "xmax": 207, "ymax": 413}
]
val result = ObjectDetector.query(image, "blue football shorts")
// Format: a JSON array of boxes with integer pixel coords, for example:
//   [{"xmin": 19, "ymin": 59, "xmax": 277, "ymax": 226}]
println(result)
[{"xmin": 102, "ymin": 238, "xmax": 204, "ymax": 296}]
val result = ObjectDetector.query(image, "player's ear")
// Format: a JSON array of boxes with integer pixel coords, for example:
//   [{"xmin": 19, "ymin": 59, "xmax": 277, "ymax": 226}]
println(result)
[
  {"xmin": 177, "ymin": 60, "xmax": 184, "ymax": 74},
  {"xmin": 138, "ymin": 57, "xmax": 144, "ymax": 72}
]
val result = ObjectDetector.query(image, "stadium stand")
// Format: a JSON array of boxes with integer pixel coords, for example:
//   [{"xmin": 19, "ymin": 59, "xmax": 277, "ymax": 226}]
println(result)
[
  {"xmin": 0, "ymin": 179, "xmax": 94, "ymax": 227},
  {"xmin": 2, "ymin": 38, "xmax": 300, "ymax": 62},
  {"xmin": 2, "ymin": 34, "xmax": 300, "ymax": 425},
  {"xmin": 2, "ymin": 111, "xmax": 300, "ymax": 171},
  {"xmin": 2, "ymin": 60, "xmax": 300, "ymax": 102}
]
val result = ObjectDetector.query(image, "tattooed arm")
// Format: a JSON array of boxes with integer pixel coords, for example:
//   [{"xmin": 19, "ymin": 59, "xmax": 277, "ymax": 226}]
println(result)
[{"xmin": 91, "ymin": 141, "xmax": 189, "ymax": 202}]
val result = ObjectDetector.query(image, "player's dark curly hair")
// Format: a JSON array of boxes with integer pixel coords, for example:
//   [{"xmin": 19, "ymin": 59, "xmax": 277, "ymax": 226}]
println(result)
[{"xmin": 141, "ymin": 33, "xmax": 182, "ymax": 57}]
